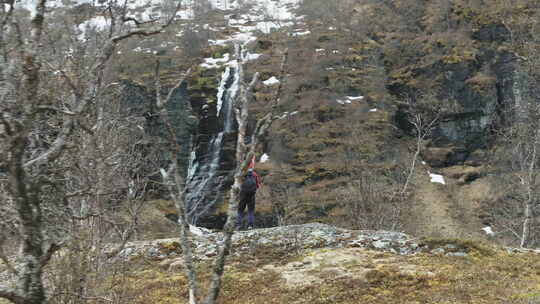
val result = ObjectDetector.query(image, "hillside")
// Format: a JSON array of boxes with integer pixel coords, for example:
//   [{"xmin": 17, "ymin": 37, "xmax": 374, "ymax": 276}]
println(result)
[
  {"xmin": 145, "ymin": 0, "xmax": 539, "ymax": 247},
  {"xmin": 48, "ymin": 224, "xmax": 540, "ymax": 304},
  {"xmin": 2, "ymin": 0, "xmax": 540, "ymax": 303}
]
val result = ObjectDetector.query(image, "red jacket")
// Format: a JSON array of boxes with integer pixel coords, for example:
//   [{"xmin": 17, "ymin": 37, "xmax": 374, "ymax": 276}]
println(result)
[{"xmin": 252, "ymin": 171, "xmax": 262, "ymax": 189}]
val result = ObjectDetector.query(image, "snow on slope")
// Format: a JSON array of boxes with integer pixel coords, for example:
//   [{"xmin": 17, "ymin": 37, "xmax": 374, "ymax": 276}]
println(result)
[
  {"xmin": 198, "ymin": 0, "xmax": 301, "ymax": 69},
  {"xmin": 18, "ymin": 0, "xmax": 300, "ymax": 22},
  {"xmin": 17, "ymin": 0, "xmax": 302, "ymax": 53}
]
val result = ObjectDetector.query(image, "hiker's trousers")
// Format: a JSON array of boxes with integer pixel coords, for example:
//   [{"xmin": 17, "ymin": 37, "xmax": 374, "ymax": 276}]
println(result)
[{"xmin": 237, "ymin": 191, "xmax": 256, "ymax": 227}]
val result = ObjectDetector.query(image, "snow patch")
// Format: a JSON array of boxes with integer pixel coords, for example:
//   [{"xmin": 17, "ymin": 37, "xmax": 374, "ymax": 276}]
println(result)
[
  {"xmin": 429, "ymin": 173, "xmax": 446, "ymax": 185},
  {"xmin": 482, "ymin": 226, "xmax": 495, "ymax": 236},
  {"xmin": 200, "ymin": 53, "xmax": 231, "ymax": 69},
  {"xmin": 244, "ymin": 52, "xmax": 262, "ymax": 61},
  {"xmin": 369, "ymin": 108, "xmax": 378, "ymax": 112},
  {"xmin": 336, "ymin": 99, "xmax": 352, "ymax": 105},
  {"xmin": 278, "ymin": 111, "xmax": 299, "ymax": 119},
  {"xmin": 78, "ymin": 16, "xmax": 112, "ymax": 39},
  {"xmin": 292, "ymin": 30, "xmax": 311, "ymax": 37},
  {"xmin": 347, "ymin": 96, "xmax": 364, "ymax": 101},
  {"xmin": 189, "ymin": 224, "xmax": 212, "ymax": 236},
  {"xmin": 263, "ymin": 76, "xmax": 280, "ymax": 86}
]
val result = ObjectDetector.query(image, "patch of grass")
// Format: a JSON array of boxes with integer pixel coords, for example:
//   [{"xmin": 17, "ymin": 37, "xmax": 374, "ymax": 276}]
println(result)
[
  {"xmin": 89, "ymin": 242, "xmax": 540, "ymax": 304},
  {"xmin": 419, "ymin": 237, "xmax": 496, "ymax": 256}
]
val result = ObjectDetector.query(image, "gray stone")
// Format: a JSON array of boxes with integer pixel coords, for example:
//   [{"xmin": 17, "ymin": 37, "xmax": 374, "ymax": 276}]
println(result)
[
  {"xmin": 431, "ymin": 248, "xmax": 446, "ymax": 255},
  {"xmin": 119, "ymin": 247, "xmax": 134, "ymax": 258},
  {"xmin": 168, "ymin": 259, "xmax": 184, "ymax": 272},
  {"xmin": 372, "ymin": 240, "xmax": 390, "ymax": 249},
  {"xmin": 445, "ymin": 244, "xmax": 458, "ymax": 250},
  {"xmin": 159, "ymin": 259, "xmax": 174, "ymax": 270}
]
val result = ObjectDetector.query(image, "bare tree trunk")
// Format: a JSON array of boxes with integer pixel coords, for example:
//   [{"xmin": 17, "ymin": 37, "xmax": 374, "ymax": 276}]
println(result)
[
  {"xmin": 401, "ymin": 128, "xmax": 422, "ymax": 195},
  {"xmin": 154, "ymin": 64, "xmax": 200, "ymax": 304},
  {"xmin": 0, "ymin": 1, "xmax": 183, "ymax": 302},
  {"xmin": 399, "ymin": 100, "xmax": 440, "ymax": 196},
  {"xmin": 203, "ymin": 44, "xmax": 289, "ymax": 304},
  {"xmin": 521, "ymin": 200, "xmax": 532, "ymax": 248},
  {"xmin": 156, "ymin": 44, "xmax": 287, "ymax": 304},
  {"xmin": 203, "ymin": 46, "xmax": 259, "ymax": 304},
  {"xmin": 0, "ymin": 1, "xmax": 55, "ymax": 303},
  {"xmin": 521, "ymin": 135, "xmax": 537, "ymax": 248}
]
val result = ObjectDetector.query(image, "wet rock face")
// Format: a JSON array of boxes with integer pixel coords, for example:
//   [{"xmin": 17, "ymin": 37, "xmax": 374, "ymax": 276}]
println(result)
[
  {"xmin": 118, "ymin": 81, "xmax": 194, "ymax": 194},
  {"xmin": 184, "ymin": 67, "xmax": 240, "ymax": 225}
]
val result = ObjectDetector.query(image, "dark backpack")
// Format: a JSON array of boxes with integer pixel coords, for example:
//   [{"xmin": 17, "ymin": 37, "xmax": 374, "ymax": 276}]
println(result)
[{"xmin": 241, "ymin": 174, "xmax": 257, "ymax": 194}]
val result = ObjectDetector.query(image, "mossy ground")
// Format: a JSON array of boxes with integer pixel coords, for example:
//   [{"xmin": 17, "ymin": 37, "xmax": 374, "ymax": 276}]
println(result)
[{"xmin": 102, "ymin": 240, "xmax": 540, "ymax": 304}]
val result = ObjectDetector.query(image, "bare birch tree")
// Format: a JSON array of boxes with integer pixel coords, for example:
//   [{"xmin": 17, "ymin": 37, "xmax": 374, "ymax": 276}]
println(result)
[
  {"xmin": 399, "ymin": 94, "xmax": 441, "ymax": 195},
  {"xmin": 0, "ymin": 0, "xmax": 182, "ymax": 303},
  {"xmin": 487, "ymin": 7, "xmax": 540, "ymax": 248},
  {"xmin": 157, "ymin": 45, "xmax": 288, "ymax": 304}
]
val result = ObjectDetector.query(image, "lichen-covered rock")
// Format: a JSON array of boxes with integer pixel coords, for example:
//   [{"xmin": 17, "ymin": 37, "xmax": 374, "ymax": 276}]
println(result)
[{"xmin": 114, "ymin": 223, "xmax": 425, "ymax": 262}]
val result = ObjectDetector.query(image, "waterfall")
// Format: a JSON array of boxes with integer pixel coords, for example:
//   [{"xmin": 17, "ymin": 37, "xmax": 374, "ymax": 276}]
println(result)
[{"xmin": 184, "ymin": 63, "xmax": 240, "ymax": 225}]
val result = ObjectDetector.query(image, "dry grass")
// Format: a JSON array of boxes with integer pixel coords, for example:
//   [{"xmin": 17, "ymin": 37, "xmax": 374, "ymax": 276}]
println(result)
[{"xmin": 94, "ymin": 240, "xmax": 540, "ymax": 304}]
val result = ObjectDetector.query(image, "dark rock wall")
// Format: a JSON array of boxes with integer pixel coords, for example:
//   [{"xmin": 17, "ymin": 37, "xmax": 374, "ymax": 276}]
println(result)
[{"xmin": 393, "ymin": 24, "xmax": 517, "ymax": 167}]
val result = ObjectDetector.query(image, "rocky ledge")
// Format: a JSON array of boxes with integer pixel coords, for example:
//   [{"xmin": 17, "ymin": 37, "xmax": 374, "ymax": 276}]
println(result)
[{"xmin": 115, "ymin": 223, "xmax": 480, "ymax": 262}]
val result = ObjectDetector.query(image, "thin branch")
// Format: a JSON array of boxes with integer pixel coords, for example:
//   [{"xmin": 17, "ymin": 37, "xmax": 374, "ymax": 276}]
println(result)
[
  {"xmin": 23, "ymin": 119, "xmax": 73, "ymax": 167},
  {"xmin": 111, "ymin": 28, "xmax": 164, "ymax": 43},
  {"xmin": 50, "ymin": 292, "xmax": 113, "ymax": 303},
  {"xmin": 270, "ymin": 48, "xmax": 289, "ymax": 110},
  {"xmin": 122, "ymin": 16, "xmax": 158, "ymax": 27},
  {"xmin": 0, "ymin": 288, "xmax": 24, "ymax": 304},
  {"xmin": 35, "ymin": 106, "xmax": 76, "ymax": 116},
  {"xmin": 0, "ymin": 246, "xmax": 18, "ymax": 276},
  {"xmin": 43, "ymin": 61, "xmax": 80, "ymax": 97},
  {"xmin": 154, "ymin": 62, "xmax": 200, "ymax": 304},
  {"xmin": 40, "ymin": 243, "xmax": 60, "ymax": 267},
  {"xmin": 204, "ymin": 44, "xmax": 264, "ymax": 304}
]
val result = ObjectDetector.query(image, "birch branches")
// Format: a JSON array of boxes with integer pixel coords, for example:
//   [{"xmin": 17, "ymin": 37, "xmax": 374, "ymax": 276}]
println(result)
[{"xmin": 0, "ymin": 1, "xmax": 184, "ymax": 303}]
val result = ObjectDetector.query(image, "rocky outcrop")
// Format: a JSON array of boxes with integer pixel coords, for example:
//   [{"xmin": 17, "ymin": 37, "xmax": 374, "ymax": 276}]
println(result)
[
  {"xmin": 113, "ymin": 223, "xmax": 490, "ymax": 262},
  {"xmin": 392, "ymin": 25, "xmax": 515, "ymax": 168}
]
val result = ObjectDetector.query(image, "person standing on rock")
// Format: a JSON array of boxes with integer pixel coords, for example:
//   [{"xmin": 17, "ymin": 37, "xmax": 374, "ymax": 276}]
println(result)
[{"xmin": 237, "ymin": 167, "xmax": 261, "ymax": 230}]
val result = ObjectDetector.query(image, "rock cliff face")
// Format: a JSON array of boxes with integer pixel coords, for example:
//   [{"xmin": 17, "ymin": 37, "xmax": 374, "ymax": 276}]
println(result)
[
  {"xmin": 393, "ymin": 25, "xmax": 516, "ymax": 167},
  {"xmin": 118, "ymin": 81, "xmax": 195, "ymax": 195}
]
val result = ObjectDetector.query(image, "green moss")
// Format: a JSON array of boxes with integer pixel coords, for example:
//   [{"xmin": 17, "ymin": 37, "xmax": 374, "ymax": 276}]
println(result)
[
  {"xmin": 158, "ymin": 241, "xmax": 182, "ymax": 255},
  {"xmin": 441, "ymin": 47, "xmax": 477, "ymax": 64},
  {"xmin": 419, "ymin": 237, "xmax": 495, "ymax": 257}
]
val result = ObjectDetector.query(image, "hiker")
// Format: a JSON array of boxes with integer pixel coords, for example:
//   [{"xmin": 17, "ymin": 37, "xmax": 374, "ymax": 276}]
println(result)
[{"xmin": 237, "ymin": 168, "xmax": 261, "ymax": 230}]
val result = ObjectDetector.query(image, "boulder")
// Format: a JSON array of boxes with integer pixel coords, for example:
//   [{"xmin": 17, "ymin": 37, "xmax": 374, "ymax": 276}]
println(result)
[
  {"xmin": 422, "ymin": 145, "xmax": 470, "ymax": 168},
  {"xmin": 465, "ymin": 150, "xmax": 487, "ymax": 167},
  {"xmin": 442, "ymin": 165, "xmax": 485, "ymax": 184},
  {"xmin": 257, "ymin": 39, "xmax": 273, "ymax": 50},
  {"xmin": 168, "ymin": 258, "xmax": 185, "ymax": 272}
]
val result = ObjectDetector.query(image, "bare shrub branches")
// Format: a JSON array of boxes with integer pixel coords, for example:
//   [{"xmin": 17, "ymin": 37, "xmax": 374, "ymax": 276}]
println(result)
[{"xmin": 0, "ymin": 0, "xmax": 185, "ymax": 302}]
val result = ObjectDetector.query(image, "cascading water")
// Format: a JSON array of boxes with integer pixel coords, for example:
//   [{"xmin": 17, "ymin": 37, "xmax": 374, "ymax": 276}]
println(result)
[
  {"xmin": 184, "ymin": 63, "xmax": 240, "ymax": 225},
  {"xmin": 181, "ymin": 0, "xmax": 301, "ymax": 226}
]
